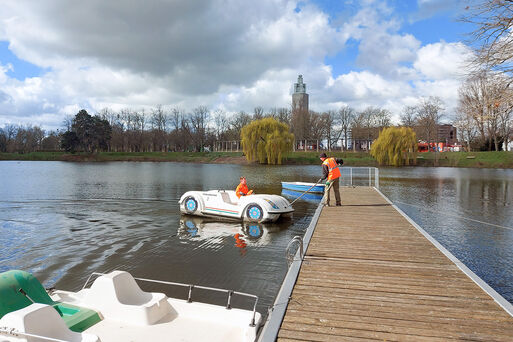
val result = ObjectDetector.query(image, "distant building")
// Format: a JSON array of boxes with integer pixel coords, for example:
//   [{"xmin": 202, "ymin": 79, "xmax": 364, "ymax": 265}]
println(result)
[
  {"xmin": 292, "ymin": 75, "xmax": 309, "ymax": 113},
  {"xmin": 438, "ymin": 124, "xmax": 457, "ymax": 145},
  {"xmin": 291, "ymin": 75, "xmax": 310, "ymax": 141}
]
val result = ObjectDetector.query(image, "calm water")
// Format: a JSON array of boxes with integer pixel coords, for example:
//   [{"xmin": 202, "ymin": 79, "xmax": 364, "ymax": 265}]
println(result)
[{"xmin": 1, "ymin": 162, "xmax": 512, "ymax": 315}]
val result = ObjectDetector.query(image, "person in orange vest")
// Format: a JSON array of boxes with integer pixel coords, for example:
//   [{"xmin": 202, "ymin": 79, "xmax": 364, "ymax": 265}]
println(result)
[
  {"xmin": 235, "ymin": 176, "xmax": 254, "ymax": 198},
  {"xmin": 319, "ymin": 153, "xmax": 343, "ymax": 206}
]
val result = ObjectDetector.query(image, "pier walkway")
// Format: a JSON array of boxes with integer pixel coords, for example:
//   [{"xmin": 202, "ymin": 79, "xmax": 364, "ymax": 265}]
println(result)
[{"xmin": 272, "ymin": 187, "xmax": 513, "ymax": 341}]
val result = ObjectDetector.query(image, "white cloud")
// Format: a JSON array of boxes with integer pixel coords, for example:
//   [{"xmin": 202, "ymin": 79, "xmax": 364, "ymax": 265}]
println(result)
[
  {"xmin": 414, "ymin": 41, "xmax": 471, "ymax": 80},
  {"xmin": 0, "ymin": 0, "xmax": 472, "ymax": 130}
]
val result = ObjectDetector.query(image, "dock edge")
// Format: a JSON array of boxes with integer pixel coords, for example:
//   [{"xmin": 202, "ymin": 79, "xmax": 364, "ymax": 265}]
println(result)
[{"xmin": 374, "ymin": 187, "xmax": 513, "ymax": 318}]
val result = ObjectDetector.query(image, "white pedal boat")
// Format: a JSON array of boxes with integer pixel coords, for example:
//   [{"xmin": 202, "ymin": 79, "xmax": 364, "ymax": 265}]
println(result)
[
  {"xmin": 0, "ymin": 270, "xmax": 261, "ymax": 342},
  {"xmin": 179, "ymin": 190, "xmax": 293, "ymax": 223}
]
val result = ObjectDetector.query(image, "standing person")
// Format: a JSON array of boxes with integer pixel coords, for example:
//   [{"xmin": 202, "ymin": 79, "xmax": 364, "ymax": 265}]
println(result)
[
  {"xmin": 235, "ymin": 176, "xmax": 254, "ymax": 198},
  {"xmin": 319, "ymin": 153, "xmax": 343, "ymax": 206}
]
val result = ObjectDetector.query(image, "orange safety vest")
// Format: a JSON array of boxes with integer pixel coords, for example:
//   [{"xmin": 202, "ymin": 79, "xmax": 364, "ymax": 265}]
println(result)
[
  {"xmin": 236, "ymin": 183, "xmax": 249, "ymax": 198},
  {"xmin": 323, "ymin": 157, "xmax": 341, "ymax": 180}
]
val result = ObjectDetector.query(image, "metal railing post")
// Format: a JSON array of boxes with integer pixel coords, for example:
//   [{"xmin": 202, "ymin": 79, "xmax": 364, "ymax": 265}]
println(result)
[
  {"xmin": 368, "ymin": 167, "xmax": 371, "ymax": 187},
  {"xmin": 286, "ymin": 236, "xmax": 304, "ymax": 264},
  {"xmin": 375, "ymin": 168, "xmax": 380, "ymax": 188},
  {"xmin": 350, "ymin": 168, "xmax": 353, "ymax": 186}
]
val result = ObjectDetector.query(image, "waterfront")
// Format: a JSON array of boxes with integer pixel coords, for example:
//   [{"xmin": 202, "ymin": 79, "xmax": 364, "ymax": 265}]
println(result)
[{"xmin": 0, "ymin": 161, "xmax": 512, "ymax": 316}]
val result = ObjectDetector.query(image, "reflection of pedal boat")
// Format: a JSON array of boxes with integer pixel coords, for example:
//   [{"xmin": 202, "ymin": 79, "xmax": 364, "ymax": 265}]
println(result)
[
  {"xmin": 281, "ymin": 189, "xmax": 323, "ymax": 202},
  {"xmin": 0, "ymin": 270, "xmax": 261, "ymax": 342},
  {"xmin": 179, "ymin": 190, "xmax": 293, "ymax": 223},
  {"xmin": 179, "ymin": 216, "xmax": 282, "ymax": 246},
  {"xmin": 281, "ymin": 181, "xmax": 325, "ymax": 193}
]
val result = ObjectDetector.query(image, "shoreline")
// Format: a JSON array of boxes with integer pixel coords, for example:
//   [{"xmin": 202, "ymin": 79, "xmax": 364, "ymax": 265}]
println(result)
[{"xmin": 1, "ymin": 151, "xmax": 513, "ymax": 168}]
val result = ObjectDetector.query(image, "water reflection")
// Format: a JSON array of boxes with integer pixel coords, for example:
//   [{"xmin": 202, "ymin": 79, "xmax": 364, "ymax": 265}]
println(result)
[{"xmin": 178, "ymin": 216, "xmax": 288, "ymax": 250}]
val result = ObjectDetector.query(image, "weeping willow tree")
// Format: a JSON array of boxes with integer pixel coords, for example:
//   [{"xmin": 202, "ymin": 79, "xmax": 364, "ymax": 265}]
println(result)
[
  {"xmin": 370, "ymin": 127, "xmax": 417, "ymax": 166},
  {"xmin": 241, "ymin": 118, "xmax": 294, "ymax": 164}
]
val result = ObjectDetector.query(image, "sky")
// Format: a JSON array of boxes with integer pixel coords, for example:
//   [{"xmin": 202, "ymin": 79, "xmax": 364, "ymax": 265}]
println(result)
[{"xmin": 0, "ymin": 0, "xmax": 475, "ymax": 131}]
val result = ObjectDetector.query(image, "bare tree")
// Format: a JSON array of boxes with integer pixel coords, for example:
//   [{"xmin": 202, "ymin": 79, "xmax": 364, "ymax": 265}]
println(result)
[
  {"xmin": 309, "ymin": 111, "xmax": 326, "ymax": 143},
  {"xmin": 454, "ymin": 105, "xmax": 477, "ymax": 151},
  {"xmin": 400, "ymin": 106, "xmax": 418, "ymax": 127},
  {"xmin": 322, "ymin": 110, "xmax": 341, "ymax": 150},
  {"xmin": 229, "ymin": 111, "xmax": 252, "ymax": 139},
  {"xmin": 276, "ymin": 107, "xmax": 291, "ymax": 124},
  {"xmin": 462, "ymin": 1, "xmax": 513, "ymax": 74},
  {"xmin": 374, "ymin": 108, "xmax": 392, "ymax": 128},
  {"xmin": 253, "ymin": 106, "xmax": 264, "ymax": 120},
  {"xmin": 417, "ymin": 97, "xmax": 445, "ymax": 147},
  {"xmin": 350, "ymin": 111, "xmax": 367, "ymax": 152},
  {"xmin": 151, "ymin": 105, "xmax": 168, "ymax": 152},
  {"xmin": 190, "ymin": 106, "xmax": 210, "ymax": 151},
  {"xmin": 339, "ymin": 105, "xmax": 354, "ymax": 150},
  {"xmin": 213, "ymin": 109, "xmax": 229, "ymax": 140},
  {"xmin": 458, "ymin": 71, "xmax": 513, "ymax": 150}
]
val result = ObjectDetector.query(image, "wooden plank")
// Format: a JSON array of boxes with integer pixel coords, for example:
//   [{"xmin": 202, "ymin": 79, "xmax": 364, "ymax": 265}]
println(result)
[{"xmin": 276, "ymin": 187, "xmax": 513, "ymax": 342}]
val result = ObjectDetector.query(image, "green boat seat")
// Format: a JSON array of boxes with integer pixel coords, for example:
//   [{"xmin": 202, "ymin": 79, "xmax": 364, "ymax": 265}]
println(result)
[{"xmin": 0, "ymin": 270, "xmax": 101, "ymax": 332}]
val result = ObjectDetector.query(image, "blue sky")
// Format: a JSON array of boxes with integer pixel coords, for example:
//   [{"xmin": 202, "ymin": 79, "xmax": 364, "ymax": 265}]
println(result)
[
  {"xmin": 0, "ymin": 41, "xmax": 48, "ymax": 80},
  {"xmin": 0, "ymin": 0, "xmax": 475, "ymax": 130},
  {"xmin": 318, "ymin": 0, "xmax": 470, "ymax": 76}
]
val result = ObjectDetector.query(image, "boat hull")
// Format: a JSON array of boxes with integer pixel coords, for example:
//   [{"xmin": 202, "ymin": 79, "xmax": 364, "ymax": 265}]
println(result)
[{"xmin": 281, "ymin": 181, "xmax": 325, "ymax": 193}]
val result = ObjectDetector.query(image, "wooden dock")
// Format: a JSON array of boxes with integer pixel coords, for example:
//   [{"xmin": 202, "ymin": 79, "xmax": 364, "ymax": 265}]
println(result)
[{"xmin": 275, "ymin": 187, "xmax": 513, "ymax": 341}]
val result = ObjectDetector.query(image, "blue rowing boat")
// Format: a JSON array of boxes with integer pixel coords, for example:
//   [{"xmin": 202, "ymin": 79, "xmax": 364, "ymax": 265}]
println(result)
[
  {"xmin": 281, "ymin": 189, "xmax": 323, "ymax": 202},
  {"xmin": 281, "ymin": 181, "xmax": 325, "ymax": 194}
]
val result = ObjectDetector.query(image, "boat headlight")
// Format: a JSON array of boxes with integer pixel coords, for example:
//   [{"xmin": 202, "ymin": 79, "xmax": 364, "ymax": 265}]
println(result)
[{"xmin": 264, "ymin": 199, "xmax": 279, "ymax": 209}]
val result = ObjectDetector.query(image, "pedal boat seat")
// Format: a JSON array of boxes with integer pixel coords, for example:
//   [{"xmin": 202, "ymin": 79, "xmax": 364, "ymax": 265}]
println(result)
[
  {"xmin": 83, "ymin": 271, "xmax": 172, "ymax": 325},
  {"xmin": 0, "ymin": 303, "xmax": 99, "ymax": 341},
  {"xmin": 0, "ymin": 270, "xmax": 101, "ymax": 335},
  {"xmin": 221, "ymin": 192, "xmax": 237, "ymax": 205}
]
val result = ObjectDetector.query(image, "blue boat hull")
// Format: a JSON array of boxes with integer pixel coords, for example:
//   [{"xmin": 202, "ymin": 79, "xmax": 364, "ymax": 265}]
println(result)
[
  {"xmin": 281, "ymin": 182, "xmax": 325, "ymax": 193},
  {"xmin": 281, "ymin": 189, "xmax": 323, "ymax": 202}
]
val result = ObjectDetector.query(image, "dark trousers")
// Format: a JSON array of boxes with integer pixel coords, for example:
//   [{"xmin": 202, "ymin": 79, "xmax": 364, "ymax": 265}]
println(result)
[{"xmin": 326, "ymin": 177, "xmax": 341, "ymax": 205}]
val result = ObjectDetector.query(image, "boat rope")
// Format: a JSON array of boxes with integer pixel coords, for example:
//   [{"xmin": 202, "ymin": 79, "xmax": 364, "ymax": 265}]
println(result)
[
  {"xmin": 394, "ymin": 200, "xmax": 513, "ymax": 232},
  {"xmin": 289, "ymin": 179, "xmax": 323, "ymax": 206}
]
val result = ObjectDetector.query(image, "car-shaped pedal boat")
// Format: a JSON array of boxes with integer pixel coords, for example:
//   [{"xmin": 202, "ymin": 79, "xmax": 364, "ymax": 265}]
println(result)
[
  {"xmin": 179, "ymin": 190, "xmax": 293, "ymax": 223},
  {"xmin": 0, "ymin": 269, "xmax": 261, "ymax": 342}
]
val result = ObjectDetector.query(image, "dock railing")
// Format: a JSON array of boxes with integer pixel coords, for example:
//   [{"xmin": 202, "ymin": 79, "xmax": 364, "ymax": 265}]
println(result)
[
  {"xmin": 82, "ymin": 272, "xmax": 259, "ymax": 327},
  {"xmin": 340, "ymin": 167, "xmax": 379, "ymax": 188}
]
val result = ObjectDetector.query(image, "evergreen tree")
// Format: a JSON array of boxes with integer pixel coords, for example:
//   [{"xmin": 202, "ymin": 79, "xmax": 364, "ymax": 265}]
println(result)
[{"xmin": 60, "ymin": 131, "xmax": 79, "ymax": 153}]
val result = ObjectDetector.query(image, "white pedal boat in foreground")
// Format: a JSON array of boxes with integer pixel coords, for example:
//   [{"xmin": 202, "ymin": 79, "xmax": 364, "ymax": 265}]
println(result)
[
  {"xmin": 179, "ymin": 190, "xmax": 293, "ymax": 223},
  {"xmin": 0, "ymin": 270, "xmax": 261, "ymax": 342}
]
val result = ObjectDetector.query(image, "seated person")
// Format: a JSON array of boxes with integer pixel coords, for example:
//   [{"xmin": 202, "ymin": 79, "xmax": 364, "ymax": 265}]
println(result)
[{"xmin": 235, "ymin": 176, "xmax": 253, "ymax": 198}]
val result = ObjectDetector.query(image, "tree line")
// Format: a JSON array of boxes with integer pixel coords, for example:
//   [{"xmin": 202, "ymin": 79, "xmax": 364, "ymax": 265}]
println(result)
[{"xmin": 1, "ymin": 97, "xmax": 452, "ymax": 154}]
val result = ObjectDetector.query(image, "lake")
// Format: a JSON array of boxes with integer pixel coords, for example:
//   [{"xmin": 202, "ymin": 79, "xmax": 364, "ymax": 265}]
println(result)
[{"xmin": 1, "ymin": 161, "xmax": 512, "ymax": 315}]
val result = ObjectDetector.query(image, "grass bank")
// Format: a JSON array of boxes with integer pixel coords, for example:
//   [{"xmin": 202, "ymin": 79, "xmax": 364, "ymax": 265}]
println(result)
[
  {"xmin": 0, "ymin": 151, "xmax": 247, "ymax": 163},
  {"xmin": 1, "ymin": 151, "xmax": 512, "ymax": 168},
  {"xmin": 0, "ymin": 151, "xmax": 377, "ymax": 166},
  {"xmin": 415, "ymin": 151, "xmax": 513, "ymax": 168}
]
